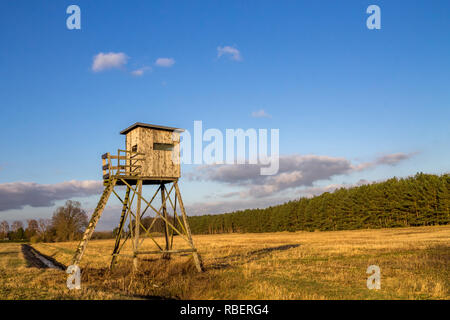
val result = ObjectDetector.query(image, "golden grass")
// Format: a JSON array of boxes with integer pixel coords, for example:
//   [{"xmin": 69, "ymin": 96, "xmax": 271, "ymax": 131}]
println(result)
[{"xmin": 1, "ymin": 225, "xmax": 449, "ymax": 300}]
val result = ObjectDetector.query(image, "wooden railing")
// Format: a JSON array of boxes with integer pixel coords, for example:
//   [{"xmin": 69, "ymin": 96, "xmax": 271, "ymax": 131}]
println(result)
[{"xmin": 102, "ymin": 149, "xmax": 145, "ymax": 180}]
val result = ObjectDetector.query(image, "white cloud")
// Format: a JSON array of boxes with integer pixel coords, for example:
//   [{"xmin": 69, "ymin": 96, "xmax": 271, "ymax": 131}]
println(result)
[
  {"xmin": 92, "ymin": 52, "xmax": 128, "ymax": 72},
  {"xmin": 353, "ymin": 152, "xmax": 418, "ymax": 171},
  {"xmin": 375, "ymin": 152, "xmax": 417, "ymax": 166},
  {"xmin": 251, "ymin": 109, "xmax": 271, "ymax": 118},
  {"xmin": 155, "ymin": 58, "xmax": 175, "ymax": 67},
  {"xmin": 217, "ymin": 46, "xmax": 242, "ymax": 61},
  {"xmin": 131, "ymin": 69, "xmax": 144, "ymax": 76},
  {"xmin": 0, "ymin": 180, "xmax": 103, "ymax": 211},
  {"xmin": 130, "ymin": 66, "xmax": 151, "ymax": 76}
]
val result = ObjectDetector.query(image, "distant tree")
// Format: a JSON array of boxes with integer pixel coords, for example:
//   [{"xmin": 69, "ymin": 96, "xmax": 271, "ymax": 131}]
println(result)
[
  {"xmin": 51, "ymin": 200, "xmax": 88, "ymax": 242},
  {"xmin": 91, "ymin": 231, "xmax": 114, "ymax": 240},
  {"xmin": 27, "ymin": 219, "xmax": 39, "ymax": 232},
  {"xmin": 8, "ymin": 221, "xmax": 25, "ymax": 241},
  {"xmin": 37, "ymin": 218, "xmax": 53, "ymax": 242},
  {"xmin": 14, "ymin": 228, "xmax": 25, "ymax": 240},
  {"xmin": 25, "ymin": 219, "xmax": 39, "ymax": 239},
  {"xmin": 0, "ymin": 221, "xmax": 9, "ymax": 239},
  {"xmin": 11, "ymin": 221, "xmax": 23, "ymax": 232}
]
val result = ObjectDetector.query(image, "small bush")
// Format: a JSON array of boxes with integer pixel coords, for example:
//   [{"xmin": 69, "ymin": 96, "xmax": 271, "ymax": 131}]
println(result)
[{"xmin": 30, "ymin": 235, "xmax": 42, "ymax": 243}]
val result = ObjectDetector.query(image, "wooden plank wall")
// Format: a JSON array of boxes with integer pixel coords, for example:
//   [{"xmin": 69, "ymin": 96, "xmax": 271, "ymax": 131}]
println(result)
[{"xmin": 125, "ymin": 127, "xmax": 180, "ymax": 178}]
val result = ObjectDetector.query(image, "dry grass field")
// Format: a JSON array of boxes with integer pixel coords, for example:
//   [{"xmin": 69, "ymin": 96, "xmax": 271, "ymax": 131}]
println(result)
[{"xmin": 0, "ymin": 225, "xmax": 449, "ymax": 300}]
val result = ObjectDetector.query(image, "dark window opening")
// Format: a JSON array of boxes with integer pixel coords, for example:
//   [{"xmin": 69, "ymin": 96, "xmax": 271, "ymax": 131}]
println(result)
[
  {"xmin": 132, "ymin": 144, "xmax": 138, "ymax": 152},
  {"xmin": 153, "ymin": 143, "xmax": 174, "ymax": 151}
]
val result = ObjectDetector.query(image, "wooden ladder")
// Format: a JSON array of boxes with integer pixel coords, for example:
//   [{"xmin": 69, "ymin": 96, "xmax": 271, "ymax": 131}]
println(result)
[{"xmin": 71, "ymin": 178, "xmax": 117, "ymax": 266}]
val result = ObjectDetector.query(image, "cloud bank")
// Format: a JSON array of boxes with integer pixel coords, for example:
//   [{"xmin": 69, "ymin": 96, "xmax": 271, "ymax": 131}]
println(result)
[
  {"xmin": 189, "ymin": 152, "xmax": 415, "ymax": 198},
  {"xmin": 0, "ymin": 180, "xmax": 103, "ymax": 211}
]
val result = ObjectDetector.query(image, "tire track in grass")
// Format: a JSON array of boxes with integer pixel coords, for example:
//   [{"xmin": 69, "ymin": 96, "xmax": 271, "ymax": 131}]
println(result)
[{"xmin": 21, "ymin": 244, "xmax": 65, "ymax": 270}]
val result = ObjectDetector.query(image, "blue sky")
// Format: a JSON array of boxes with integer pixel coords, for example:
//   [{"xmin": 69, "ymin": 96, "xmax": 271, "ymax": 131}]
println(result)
[{"xmin": 0, "ymin": 1, "xmax": 449, "ymax": 229}]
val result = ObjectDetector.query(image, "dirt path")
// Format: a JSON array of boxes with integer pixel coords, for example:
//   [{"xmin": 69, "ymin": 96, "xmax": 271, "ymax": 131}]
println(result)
[{"xmin": 21, "ymin": 244, "xmax": 65, "ymax": 270}]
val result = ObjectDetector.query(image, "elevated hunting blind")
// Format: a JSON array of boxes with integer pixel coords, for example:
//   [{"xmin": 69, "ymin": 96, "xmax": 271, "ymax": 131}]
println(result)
[
  {"xmin": 72, "ymin": 122, "xmax": 203, "ymax": 272},
  {"xmin": 119, "ymin": 122, "xmax": 181, "ymax": 181}
]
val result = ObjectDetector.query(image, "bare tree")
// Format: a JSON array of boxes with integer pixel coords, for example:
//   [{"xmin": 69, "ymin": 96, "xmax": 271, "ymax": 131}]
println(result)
[
  {"xmin": 37, "ymin": 218, "xmax": 52, "ymax": 242},
  {"xmin": 38, "ymin": 218, "xmax": 51, "ymax": 235},
  {"xmin": 0, "ymin": 221, "xmax": 9, "ymax": 239},
  {"xmin": 51, "ymin": 200, "xmax": 88, "ymax": 241},
  {"xmin": 27, "ymin": 219, "xmax": 39, "ymax": 232},
  {"xmin": 10, "ymin": 221, "xmax": 25, "ymax": 240},
  {"xmin": 25, "ymin": 219, "xmax": 39, "ymax": 238},
  {"xmin": 11, "ymin": 221, "xmax": 24, "ymax": 232}
]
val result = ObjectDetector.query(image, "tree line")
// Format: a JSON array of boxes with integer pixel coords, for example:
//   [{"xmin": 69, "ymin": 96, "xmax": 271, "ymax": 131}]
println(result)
[
  {"xmin": 0, "ymin": 200, "xmax": 88, "ymax": 242},
  {"xmin": 187, "ymin": 173, "xmax": 450, "ymax": 234},
  {"xmin": 3, "ymin": 173, "xmax": 448, "ymax": 242},
  {"xmin": 0, "ymin": 199, "xmax": 176, "ymax": 243}
]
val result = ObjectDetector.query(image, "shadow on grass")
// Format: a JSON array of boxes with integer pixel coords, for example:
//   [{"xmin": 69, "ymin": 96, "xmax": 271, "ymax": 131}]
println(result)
[
  {"xmin": 0, "ymin": 251, "xmax": 19, "ymax": 255},
  {"xmin": 209, "ymin": 244, "xmax": 300, "ymax": 270},
  {"xmin": 79, "ymin": 259, "xmax": 194, "ymax": 300}
]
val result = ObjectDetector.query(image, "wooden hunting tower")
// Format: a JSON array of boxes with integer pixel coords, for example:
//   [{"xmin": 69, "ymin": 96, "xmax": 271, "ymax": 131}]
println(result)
[
  {"xmin": 72, "ymin": 122, "xmax": 203, "ymax": 272},
  {"xmin": 120, "ymin": 123, "xmax": 181, "ymax": 181}
]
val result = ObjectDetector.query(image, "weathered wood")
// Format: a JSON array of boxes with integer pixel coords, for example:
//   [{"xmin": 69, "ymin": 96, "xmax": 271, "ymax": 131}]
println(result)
[
  {"xmin": 72, "ymin": 178, "xmax": 117, "ymax": 266},
  {"xmin": 110, "ymin": 187, "xmax": 130, "ymax": 270},
  {"xmin": 118, "ymin": 149, "xmax": 145, "ymax": 155},
  {"xmin": 136, "ymin": 249, "xmax": 196, "ymax": 255},
  {"xmin": 124, "ymin": 126, "xmax": 181, "ymax": 179},
  {"xmin": 174, "ymin": 181, "xmax": 204, "ymax": 272},
  {"xmin": 107, "ymin": 155, "xmax": 131, "ymax": 160},
  {"xmin": 170, "ymin": 191, "xmax": 177, "ymax": 250},
  {"xmin": 104, "ymin": 165, "xmax": 142, "ymax": 170},
  {"xmin": 120, "ymin": 122, "xmax": 183, "ymax": 135},
  {"xmin": 78, "ymin": 124, "xmax": 203, "ymax": 274},
  {"xmin": 133, "ymin": 180, "xmax": 143, "ymax": 271},
  {"xmin": 161, "ymin": 184, "xmax": 171, "ymax": 259},
  {"xmin": 119, "ymin": 178, "xmax": 189, "ymax": 243}
]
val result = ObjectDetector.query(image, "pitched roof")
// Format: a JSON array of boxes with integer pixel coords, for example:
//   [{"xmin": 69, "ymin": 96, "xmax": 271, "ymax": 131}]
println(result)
[{"xmin": 120, "ymin": 122, "xmax": 185, "ymax": 135}]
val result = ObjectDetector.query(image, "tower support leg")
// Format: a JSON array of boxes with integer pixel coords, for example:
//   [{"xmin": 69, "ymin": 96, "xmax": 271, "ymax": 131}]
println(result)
[
  {"xmin": 174, "ymin": 181, "xmax": 203, "ymax": 272},
  {"xmin": 133, "ymin": 180, "xmax": 143, "ymax": 271},
  {"xmin": 161, "ymin": 184, "xmax": 171, "ymax": 259}
]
